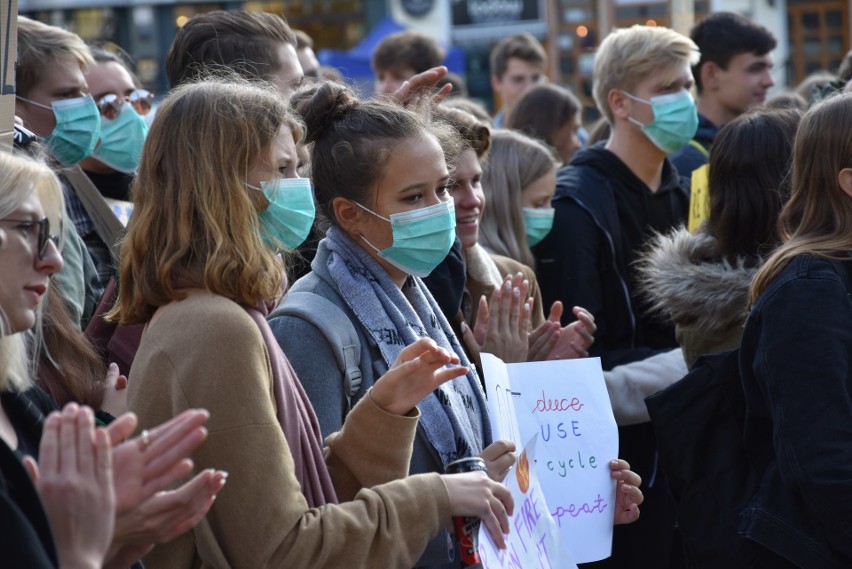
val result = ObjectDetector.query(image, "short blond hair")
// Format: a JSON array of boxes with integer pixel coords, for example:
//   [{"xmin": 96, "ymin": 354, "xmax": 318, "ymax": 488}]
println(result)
[
  {"xmin": 16, "ymin": 16, "xmax": 94, "ymax": 97},
  {"xmin": 593, "ymin": 25, "xmax": 699, "ymax": 124}
]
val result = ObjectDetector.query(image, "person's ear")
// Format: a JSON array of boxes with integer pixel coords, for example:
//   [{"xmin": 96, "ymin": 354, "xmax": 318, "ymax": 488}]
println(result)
[
  {"xmin": 490, "ymin": 74, "xmax": 503, "ymax": 96},
  {"xmin": 333, "ymin": 197, "xmax": 364, "ymax": 235},
  {"xmin": 15, "ymin": 99, "xmax": 33, "ymax": 129},
  {"xmin": 838, "ymin": 167, "xmax": 852, "ymax": 198},
  {"xmin": 702, "ymin": 61, "xmax": 721, "ymax": 92},
  {"xmin": 608, "ymin": 88, "xmax": 630, "ymax": 121}
]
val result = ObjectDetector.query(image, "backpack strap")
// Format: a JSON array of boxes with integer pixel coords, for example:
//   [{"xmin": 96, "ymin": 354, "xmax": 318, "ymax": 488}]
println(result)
[
  {"xmin": 57, "ymin": 165, "xmax": 123, "ymax": 265},
  {"xmin": 270, "ymin": 291, "xmax": 363, "ymax": 410}
]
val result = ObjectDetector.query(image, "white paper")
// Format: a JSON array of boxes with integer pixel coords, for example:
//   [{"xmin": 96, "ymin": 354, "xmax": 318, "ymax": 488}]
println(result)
[
  {"xmin": 481, "ymin": 354, "xmax": 618, "ymax": 563},
  {"xmin": 478, "ymin": 436, "xmax": 578, "ymax": 569}
]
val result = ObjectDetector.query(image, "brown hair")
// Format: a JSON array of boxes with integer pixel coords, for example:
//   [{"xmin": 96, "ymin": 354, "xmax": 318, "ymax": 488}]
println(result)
[
  {"xmin": 38, "ymin": 283, "xmax": 105, "ymax": 408},
  {"xmin": 371, "ymin": 30, "xmax": 444, "ymax": 74},
  {"xmin": 16, "ymin": 16, "xmax": 94, "ymax": 97},
  {"xmin": 505, "ymin": 83, "xmax": 580, "ymax": 151},
  {"xmin": 489, "ymin": 33, "xmax": 546, "ymax": 80},
  {"xmin": 296, "ymin": 82, "xmax": 461, "ymax": 225},
  {"xmin": 166, "ymin": 10, "xmax": 297, "ymax": 88},
  {"xmin": 434, "ymin": 105, "xmax": 492, "ymax": 160},
  {"xmin": 110, "ymin": 78, "xmax": 300, "ymax": 324},
  {"xmin": 751, "ymin": 93, "xmax": 852, "ymax": 303},
  {"xmin": 707, "ymin": 108, "xmax": 801, "ymax": 265}
]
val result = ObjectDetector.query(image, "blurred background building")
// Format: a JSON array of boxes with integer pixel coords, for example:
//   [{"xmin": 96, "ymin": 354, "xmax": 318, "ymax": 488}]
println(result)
[{"xmin": 19, "ymin": 0, "xmax": 850, "ymax": 113}]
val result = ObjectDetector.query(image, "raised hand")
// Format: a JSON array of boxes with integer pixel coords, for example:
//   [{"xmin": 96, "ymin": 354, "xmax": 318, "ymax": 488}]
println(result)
[
  {"xmin": 108, "ymin": 409, "xmax": 210, "ymax": 514},
  {"xmin": 24, "ymin": 403, "xmax": 115, "ymax": 569},
  {"xmin": 539, "ymin": 303, "xmax": 596, "ymax": 360},
  {"xmin": 609, "ymin": 459, "xmax": 643, "ymax": 525},
  {"xmin": 111, "ymin": 468, "xmax": 227, "ymax": 548},
  {"xmin": 388, "ymin": 65, "xmax": 454, "ymax": 108},
  {"xmin": 442, "ymin": 470, "xmax": 514, "ymax": 550},
  {"xmin": 461, "ymin": 273, "xmax": 532, "ymax": 364},
  {"xmin": 371, "ymin": 337, "xmax": 469, "ymax": 416}
]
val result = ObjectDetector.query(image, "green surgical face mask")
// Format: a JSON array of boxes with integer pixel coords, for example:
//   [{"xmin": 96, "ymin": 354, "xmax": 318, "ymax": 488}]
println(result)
[
  {"xmin": 18, "ymin": 94, "xmax": 101, "ymax": 165},
  {"xmin": 522, "ymin": 207, "xmax": 554, "ymax": 247},
  {"xmin": 622, "ymin": 89, "xmax": 699, "ymax": 154},
  {"xmin": 355, "ymin": 200, "xmax": 457, "ymax": 278},
  {"xmin": 92, "ymin": 102, "xmax": 148, "ymax": 174}
]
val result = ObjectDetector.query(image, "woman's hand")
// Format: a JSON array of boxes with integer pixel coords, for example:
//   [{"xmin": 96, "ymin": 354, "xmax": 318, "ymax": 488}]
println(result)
[
  {"xmin": 479, "ymin": 440, "xmax": 517, "ymax": 482},
  {"xmin": 442, "ymin": 470, "xmax": 514, "ymax": 550},
  {"xmin": 461, "ymin": 273, "xmax": 532, "ymax": 364},
  {"xmin": 108, "ymin": 409, "xmax": 210, "ymax": 514},
  {"xmin": 23, "ymin": 404, "xmax": 115, "ymax": 569},
  {"xmin": 609, "ymin": 459, "xmax": 643, "ymax": 525},
  {"xmin": 111, "ymin": 468, "xmax": 227, "ymax": 547},
  {"xmin": 389, "ymin": 65, "xmax": 454, "ymax": 108},
  {"xmin": 542, "ymin": 303, "xmax": 596, "ymax": 360},
  {"xmin": 100, "ymin": 362, "xmax": 128, "ymax": 418},
  {"xmin": 371, "ymin": 337, "xmax": 469, "ymax": 416}
]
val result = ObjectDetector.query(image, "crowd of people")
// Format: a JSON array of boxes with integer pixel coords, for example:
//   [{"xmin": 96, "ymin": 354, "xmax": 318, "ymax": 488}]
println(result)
[{"xmin": 2, "ymin": 6, "xmax": 851, "ymax": 569}]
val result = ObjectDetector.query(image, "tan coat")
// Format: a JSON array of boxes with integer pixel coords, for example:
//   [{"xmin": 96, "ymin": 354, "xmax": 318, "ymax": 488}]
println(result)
[{"xmin": 128, "ymin": 290, "xmax": 450, "ymax": 569}]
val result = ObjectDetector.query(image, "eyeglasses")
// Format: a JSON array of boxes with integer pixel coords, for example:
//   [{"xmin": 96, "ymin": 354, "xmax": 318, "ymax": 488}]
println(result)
[
  {"xmin": 0, "ymin": 217, "xmax": 60, "ymax": 259},
  {"xmin": 96, "ymin": 89, "xmax": 155, "ymax": 120}
]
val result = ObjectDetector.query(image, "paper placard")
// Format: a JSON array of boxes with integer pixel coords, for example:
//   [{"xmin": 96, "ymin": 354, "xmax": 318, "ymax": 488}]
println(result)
[
  {"xmin": 478, "ymin": 435, "xmax": 578, "ymax": 569},
  {"xmin": 481, "ymin": 354, "xmax": 618, "ymax": 563}
]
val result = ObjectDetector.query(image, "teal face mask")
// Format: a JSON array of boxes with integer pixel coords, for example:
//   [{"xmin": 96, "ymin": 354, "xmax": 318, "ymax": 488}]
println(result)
[
  {"xmin": 522, "ymin": 207, "xmax": 554, "ymax": 247},
  {"xmin": 18, "ymin": 94, "xmax": 101, "ymax": 166},
  {"xmin": 92, "ymin": 102, "xmax": 148, "ymax": 174},
  {"xmin": 248, "ymin": 177, "xmax": 316, "ymax": 251},
  {"xmin": 355, "ymin": 200, "xmax": 456, "ymax": 278},
  {"xmin": 622, "ymin": 89, "xmax": 699, "ymax": 153}
]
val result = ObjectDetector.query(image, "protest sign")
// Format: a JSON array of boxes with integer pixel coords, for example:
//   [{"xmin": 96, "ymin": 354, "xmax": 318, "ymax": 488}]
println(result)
[
  {"xmin": 481, "ymin": 354, "xmax": 618, "ymax": 563},
  {"xmin": 478, "ymin": 436, "xmax": 578, "ymax": 569}
]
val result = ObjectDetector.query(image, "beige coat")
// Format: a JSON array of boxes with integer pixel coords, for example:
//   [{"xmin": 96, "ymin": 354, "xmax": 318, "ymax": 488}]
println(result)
[{"xmin": 128, "ymin": 290, "xmax": 451, "ymax": 569}]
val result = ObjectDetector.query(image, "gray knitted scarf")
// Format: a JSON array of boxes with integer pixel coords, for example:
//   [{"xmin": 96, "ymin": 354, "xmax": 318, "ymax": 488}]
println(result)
[{"xmin": 322, "ymin": 226, "xmax": 491, "ymax": 466}]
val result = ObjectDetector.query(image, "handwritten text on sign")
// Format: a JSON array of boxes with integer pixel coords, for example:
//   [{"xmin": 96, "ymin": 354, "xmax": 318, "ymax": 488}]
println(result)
[
  {"xmin": 481, "ymin": 355, "xmax": 618, "ymax": 563},
  {"xmin": 478, "ymin": 436, "xmax": 578, "ymax": 569}
]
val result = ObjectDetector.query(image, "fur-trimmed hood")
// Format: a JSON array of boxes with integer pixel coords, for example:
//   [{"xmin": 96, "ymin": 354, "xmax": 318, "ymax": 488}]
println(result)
[{"xmin": 635, "ymin": 227, "xmax": 757, "ymax": 335}]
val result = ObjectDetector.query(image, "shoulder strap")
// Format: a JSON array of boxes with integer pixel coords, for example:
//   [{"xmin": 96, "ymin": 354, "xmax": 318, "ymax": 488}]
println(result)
[
  {"xmin": 58, "ymin": 166, "xmax": 123, "ymax": 265},
  {"xmin": 271, "ymin": 291, "xmax": 362, "ymax": 410}
]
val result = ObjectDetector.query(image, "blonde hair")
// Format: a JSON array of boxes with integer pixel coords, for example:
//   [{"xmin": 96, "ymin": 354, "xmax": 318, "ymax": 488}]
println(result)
[
  {"xmin": 110, "ymin": 77, "xmax": 302, "ymax": 325},
  {"xmin": 750, "ymin": 93, "xmax": 852, "ymax": 303},
  {"xmin": 479, "ymin": 129, "xmax": 559, "ymax": 268},
  {"xmin": 16, "ymin": 16, "xmax": 94, "ymax": 97},
  {"xmin": 593, "ymin": 25, "xmax": 699, "ymax": 124},
  {"xmin": 0, "ymin": 150, "xmax": 64, "ymax": 393}
]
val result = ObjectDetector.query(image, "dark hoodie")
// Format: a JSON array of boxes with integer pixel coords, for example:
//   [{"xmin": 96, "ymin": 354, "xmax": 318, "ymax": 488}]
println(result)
[
  {"xmin": 668, "ymin": 112, "xmax": 719, "ymax": 177},
  {"xmin": 533, "ymin": 142, "xmax": 690, "ymax": 568},
  {"xmin": 533, "ymin": 142, "xmax": 689, "ymax": 370}
]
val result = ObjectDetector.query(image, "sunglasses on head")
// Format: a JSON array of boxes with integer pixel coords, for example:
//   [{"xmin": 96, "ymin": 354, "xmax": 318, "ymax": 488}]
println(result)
[
  {"xmin": 96, "ymin": 89, "xmax": 154, "ymax": 120},
  {"xmin": 0, "ymin": 217, "xmax": 61, "ymax": 260}
]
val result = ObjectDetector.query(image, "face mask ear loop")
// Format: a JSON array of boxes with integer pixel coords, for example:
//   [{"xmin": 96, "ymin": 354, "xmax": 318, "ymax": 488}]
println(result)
[{"xmin": 351, "ymin": 199, "xmax": 391, "ymax": 222}]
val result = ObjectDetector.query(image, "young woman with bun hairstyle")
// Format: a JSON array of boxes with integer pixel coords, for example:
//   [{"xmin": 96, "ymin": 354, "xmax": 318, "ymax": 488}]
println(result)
[
  {"xmin": 114, "ymin": 77, "xmax": 514, "ymax": 569},
  {"xmin": 272, "ymin": 83, "xmax": 642, "ymax": 568}
]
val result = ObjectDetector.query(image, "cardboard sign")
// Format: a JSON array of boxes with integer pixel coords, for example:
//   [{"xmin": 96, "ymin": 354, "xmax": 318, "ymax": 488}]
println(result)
[
  {"xmin": 481, "ymin": 354, "xmax": 618, "ymax": 563},
  {"xmin": 478, "ymin": 436, "xmax": 578, "ymax": 569}
]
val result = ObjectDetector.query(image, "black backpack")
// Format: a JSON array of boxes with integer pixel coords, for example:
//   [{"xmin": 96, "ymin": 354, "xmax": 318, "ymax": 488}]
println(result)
[{"xmin": 645, "ymin": 348, "xmax": 758, "ymax": 568}]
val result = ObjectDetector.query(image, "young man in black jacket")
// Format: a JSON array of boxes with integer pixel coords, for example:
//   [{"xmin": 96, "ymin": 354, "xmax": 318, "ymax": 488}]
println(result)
[{"xmin": 533, "ymin": 25, "xmax": 698, "ymax": 568}]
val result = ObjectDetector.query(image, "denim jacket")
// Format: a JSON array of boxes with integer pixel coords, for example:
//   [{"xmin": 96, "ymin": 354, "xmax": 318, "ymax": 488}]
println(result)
[{"xmin": 738, "ymin": 254, "xmax": 852, "ymax": 568}]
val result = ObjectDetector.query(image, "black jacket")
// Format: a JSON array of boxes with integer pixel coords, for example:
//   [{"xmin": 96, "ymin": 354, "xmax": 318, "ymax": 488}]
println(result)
[
  {"xmin": 0, "ymin": 388, "xmax": 61, "ymax": 569},
  {"xmin": 739, "ymin": 254, "xmax": 852, "ymax": 568},
  {"xmin": 533, "ymin": 144, "xmax": 689, "ymax": 370}
]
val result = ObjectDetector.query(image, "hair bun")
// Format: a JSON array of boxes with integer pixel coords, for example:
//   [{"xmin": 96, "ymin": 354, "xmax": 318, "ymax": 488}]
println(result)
[{"xmin": 297, "ymin": 82, "xmax": 358, "ymax": 144}]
